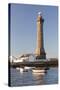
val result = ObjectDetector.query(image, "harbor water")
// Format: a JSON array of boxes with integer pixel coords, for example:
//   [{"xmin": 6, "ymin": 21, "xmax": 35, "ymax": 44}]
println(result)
[{"xmin": 10, "ymin": 67, "xmax": 58, "ymax": 86}]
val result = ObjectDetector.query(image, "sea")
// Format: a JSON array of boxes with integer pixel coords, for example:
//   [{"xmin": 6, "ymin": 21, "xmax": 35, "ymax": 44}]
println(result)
[{"xmin": 10, "ymin": 67, "xmax": 58, "ymax": 86}]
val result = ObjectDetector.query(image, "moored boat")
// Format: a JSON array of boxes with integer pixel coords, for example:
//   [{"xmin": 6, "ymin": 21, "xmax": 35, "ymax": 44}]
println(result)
[{"xmin": 32, "ymin": 67, "xmax": 47, "ymax": 73}]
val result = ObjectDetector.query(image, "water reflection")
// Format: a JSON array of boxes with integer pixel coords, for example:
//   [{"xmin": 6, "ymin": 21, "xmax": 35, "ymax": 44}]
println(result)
[{"xmin": 10, "ymin": 67, "xmax": 58, "ymax": 86}]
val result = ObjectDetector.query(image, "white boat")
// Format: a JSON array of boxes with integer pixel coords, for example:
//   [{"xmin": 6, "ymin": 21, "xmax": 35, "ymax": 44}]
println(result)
[
  {"xmin": 24, "ymin": 67, "xmax": 32, "ymax": 70},
  {"xmin": 16, "ymin": 68, "xmax": 24, "ymax": 73},
  {"xmin": 32, "ymin": 72, "xmax": 45, "ymax": 76},
  {"xmin": 20, "ymin": 68, "xmax": 24, "ymax": 73},
  {"xmin": 16, "ymin": 67, "xmax": 20, "ymax": 70},
  {"xmin": 16, "ymin": 67, "xmax": 32, "ymax": 73},
  {"xmin": 32, "ymin": 68, "xmax": 46, "ymax": 73}
]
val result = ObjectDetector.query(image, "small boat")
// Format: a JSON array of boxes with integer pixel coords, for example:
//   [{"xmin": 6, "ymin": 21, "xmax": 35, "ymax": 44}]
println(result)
[
  {"xmin": 19, "ymin": 67, "xmax": 29, "ymax": 73},
  {"xmin": 20, "ymin": 68, "xmax": 23, "ymax": 73},
  {"xmin": 32, "ymin": 67, "xmax": 46, "ymax": 73},
  {"xmin": 32, "ymin": 72, "xmax": 45, "ymax": 76},
  {"xmin": 16, "ymin": 68, "xmax": 27, "ymax": 73},
  {"xmin": 32, "ymin": 69, "xmax": 45, "ymax": 73},
  {"xmin": 16, "ymin": 67, "xmax": 20, "ymax": 70}
]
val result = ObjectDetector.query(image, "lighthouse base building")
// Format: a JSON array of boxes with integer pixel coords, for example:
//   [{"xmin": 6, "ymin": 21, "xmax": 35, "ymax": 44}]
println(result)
[{"xmin": 35, "ymin": 48, "xmax": 46, "ymax": 59}]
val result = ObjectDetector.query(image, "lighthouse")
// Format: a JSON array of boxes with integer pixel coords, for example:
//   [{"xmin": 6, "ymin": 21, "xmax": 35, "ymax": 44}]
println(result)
[{"xmin": 35, "ymin": 12, "xmax": 46, "ymax": 59}]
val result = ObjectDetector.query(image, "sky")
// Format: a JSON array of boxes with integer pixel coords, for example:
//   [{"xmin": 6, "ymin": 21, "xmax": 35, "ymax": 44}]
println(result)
[{"xmin": 10, "ymin": 3, "xmax": 58, "ymax": 58}]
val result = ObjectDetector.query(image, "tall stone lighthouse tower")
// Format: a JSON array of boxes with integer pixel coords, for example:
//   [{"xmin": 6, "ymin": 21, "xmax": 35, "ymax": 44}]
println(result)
[{"xmin": 35, "ymin": 12, "xmax": 46, "ymax": 59}]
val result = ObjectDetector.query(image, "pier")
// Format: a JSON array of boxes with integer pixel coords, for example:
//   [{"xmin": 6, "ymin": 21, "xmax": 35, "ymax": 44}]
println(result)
[{"xmin": 10, "ymin": 60, "xmax": 58, "ymax": 68}]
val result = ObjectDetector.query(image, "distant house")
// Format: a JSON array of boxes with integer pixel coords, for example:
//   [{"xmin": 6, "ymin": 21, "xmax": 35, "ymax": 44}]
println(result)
[{"xmin": 13, "ymin": 56, "xmax": 29, "ymax": 63}]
